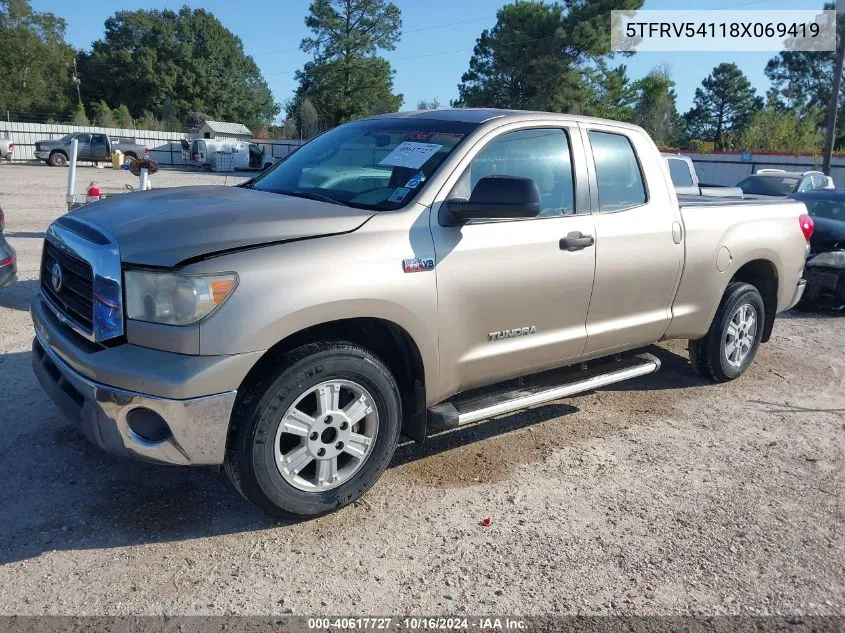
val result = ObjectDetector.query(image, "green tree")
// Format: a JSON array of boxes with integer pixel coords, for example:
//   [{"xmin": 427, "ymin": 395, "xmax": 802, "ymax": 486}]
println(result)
[
  {"xmin": 684, "ymin": 63, "xmax": 762, "ymax": 151},
  {"xmin": 79, "ymin": 6, "xmax": 278, "ymax": 130},
  {"xmin": 739, "ymin": 107, "xmax": 824, "ymax": 154},
  {"xmin": 765, "ymin": 3, "xmax": 844, "ymax": 148},
  {"xmin": 290, "ymin": 0, "xmax": 403, "ymax": 128},
  {"xmin": 90, "ymin": 99, "xmax": 115, "ymax": 127},
  {"xmin": 587, "ymin": 63, "xmax": 636, "ymax": 122},
  {"xmin": 631, "ymin": 66, "xmax": 684, "ymax": 148},
  {"xmin": 71, "ymin": 102, "xmax": 89, "ymax": 126},
  {"xmin": 416, "ymin": 98, "xmax": 440, "ymax": 110},
  {"xmin": 454, "ymin": 0, "xmax": 643, "ymax": 112},
  {"xmin": 112, "ymin": 104, "xmax": 133, "ymax": 128},
  {"xmin": 0, "ymin": 0, "xmax": 75, "ymax": 119}
]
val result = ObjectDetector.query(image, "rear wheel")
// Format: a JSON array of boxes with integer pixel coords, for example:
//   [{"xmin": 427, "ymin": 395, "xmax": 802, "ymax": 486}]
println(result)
[
  {"xmin": 688, "ymin": 282, "xmax": 765, "ymax": 382},
  {"xmin": 48, "ymin": 151, "xmax": 67, "ymax": 167},
  {"xmin": 224, "ymin": 341, "xmax": 402, "ymax": 518}
]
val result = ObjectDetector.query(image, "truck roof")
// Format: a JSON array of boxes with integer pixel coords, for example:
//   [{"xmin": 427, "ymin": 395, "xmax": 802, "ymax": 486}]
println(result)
[{"xmin": 367, "ymin": 108, "xmax": 645, "ymax": 131}]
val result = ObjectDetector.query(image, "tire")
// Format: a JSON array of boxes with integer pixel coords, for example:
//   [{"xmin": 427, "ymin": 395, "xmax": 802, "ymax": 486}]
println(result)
[
  {"xmin": 124, "ymin": 152, "xmax": 137, "ymax": 160},
  {"xmin": 48, "ymin": 151, "xmax": 68, "ymax": 167},
  {"xmin": 688, "ymin": 282, "xmax": 765, "ymax": 382},
  {"xmin": 224, "ymin": 341, "xmax": 402, "ymax": 519}
]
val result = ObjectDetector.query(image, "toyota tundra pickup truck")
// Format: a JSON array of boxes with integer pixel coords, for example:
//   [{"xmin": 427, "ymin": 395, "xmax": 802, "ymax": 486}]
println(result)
[{"xmin": 31, "ymin": 109, "xmax": 812, "ymax": 518}]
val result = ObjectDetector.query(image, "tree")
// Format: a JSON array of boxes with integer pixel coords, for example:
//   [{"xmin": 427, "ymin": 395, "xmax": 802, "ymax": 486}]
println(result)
[
  {"xmin": 79, "ymin": 7, "xmax": 278, "ymax": 130},
  {"xmin": 291, "ymin": 0, "xmax": 403, "ymax": 128},
  {"xmin": 765, "ymin": 3, "xmax": 845, "ymax": 148},
  {"xmin": 454, "ymin": 0, "xmax": 643, "ymax": 112},
  {"xmin": 184, "ymin": 111, "xmax": 206, "ymax": 131},
  {"xmin": 416, "ymin": 98, "xmax": 440, "ymax": 110},
  {"xmin": 739, "ymin": 107, "xmax": 824, "ymax": 154},
  {"xmin": 299, "ymin": 97, "xmax": 320, "ymax": 139},
  {"xmin": 0, "ymin": 0, "xmax": 75, "ymax": 119},
  {"xmin": 587, "ymin": 62, "xmax": 636, "ymax": 122},
  {"xmin": 70, "ymin": 102, "xmax": 89, "ymax": 126},
  {"xmin": 90, "ymin": 99, "xmax": 115, "ymax": 127},
  {"xmin": 631, "ymin": 65, "xmax": 684, "ymax": 148},
  {"xmin": 684, "ymin": 63, "xmax": 762, "ymax": 151},
  {"xmin": 281, "ymin": 118, "xmax": 298, "ymax": 140},
  {"xmin": 112, "ymin": 104, "xmax": 133, "ymax": 128}
]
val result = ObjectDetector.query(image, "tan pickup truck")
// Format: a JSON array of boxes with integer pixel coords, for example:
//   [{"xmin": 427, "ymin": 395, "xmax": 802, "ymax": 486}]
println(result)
[{"xmin": 31, "ymin": 109, "xmax": 812, "ymax": 518}]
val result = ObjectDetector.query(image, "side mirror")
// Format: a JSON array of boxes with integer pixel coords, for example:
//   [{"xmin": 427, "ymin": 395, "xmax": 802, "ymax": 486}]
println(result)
[{"xmin": 446, "ymin": 175, "xmax": 540, "ymax": 223}]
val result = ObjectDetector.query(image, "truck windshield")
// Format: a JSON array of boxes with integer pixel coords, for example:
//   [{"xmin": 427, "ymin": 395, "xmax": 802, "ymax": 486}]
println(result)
[{"xmin": 249, "ymin": 118, "xmax": 477, "ymax": 210}]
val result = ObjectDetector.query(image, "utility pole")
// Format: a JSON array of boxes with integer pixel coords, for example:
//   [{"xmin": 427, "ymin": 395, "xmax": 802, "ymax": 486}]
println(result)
[
  {"xmin": 823, "ymin": 12, "xmax": 845, "ymax": 175},
  {"xmin": 70, "ymin": 58, "xmax": 82, "ymax": 105}
]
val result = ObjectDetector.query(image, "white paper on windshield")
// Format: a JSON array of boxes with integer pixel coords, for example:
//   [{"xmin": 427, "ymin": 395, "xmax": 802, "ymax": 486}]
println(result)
[{"xmin": 379, "ymin": 142, "xmax": 443, "ymax": 169}]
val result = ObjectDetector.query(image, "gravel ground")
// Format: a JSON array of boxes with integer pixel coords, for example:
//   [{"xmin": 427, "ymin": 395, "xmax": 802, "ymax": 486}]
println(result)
[{"xmin": 0, "ymin": 163, "xmax": 843, "ymax": 616}]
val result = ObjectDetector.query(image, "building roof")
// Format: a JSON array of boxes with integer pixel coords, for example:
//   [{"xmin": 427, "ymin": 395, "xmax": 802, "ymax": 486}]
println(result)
[{"xmin": 201, "ymin": 120, "xmax": 252, "ymax": 136}]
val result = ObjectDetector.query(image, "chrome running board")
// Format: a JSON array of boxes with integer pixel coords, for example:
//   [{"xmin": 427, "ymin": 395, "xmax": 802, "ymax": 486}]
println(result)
[{"xmin": 428, "ymin": 353, "xmax": 660, "ymax": 429}]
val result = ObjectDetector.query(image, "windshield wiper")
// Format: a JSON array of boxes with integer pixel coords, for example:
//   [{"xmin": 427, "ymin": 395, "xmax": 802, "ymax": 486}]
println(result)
[{"xmin": 279, "ymin": 190, "xmax": 347, "ymax": 206}]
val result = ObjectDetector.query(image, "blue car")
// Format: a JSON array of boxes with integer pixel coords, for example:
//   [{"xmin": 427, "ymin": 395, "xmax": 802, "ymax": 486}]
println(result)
[{"xmin": 791, "ymin": 189, "xmax": 845, "ymax": 307}]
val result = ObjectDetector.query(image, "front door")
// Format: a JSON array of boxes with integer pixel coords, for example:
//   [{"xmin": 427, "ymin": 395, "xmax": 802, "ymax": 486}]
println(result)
[
  {"xmin": 74, "ymin": 133, "xmax": 92, "ymax": 160},
  {"xmin": 431, "ymin": 125, "xmax": 596, "ymax": 396}
]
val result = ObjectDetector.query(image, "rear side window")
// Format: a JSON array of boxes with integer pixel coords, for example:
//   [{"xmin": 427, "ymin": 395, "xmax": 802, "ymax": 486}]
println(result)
[
  {"xmin": 666, "ymin": 158, "xmax": 694, "ymax": 187},
  {"xmin": 588, "ymin": 131, "xmax": 647, "ymax": 212}
]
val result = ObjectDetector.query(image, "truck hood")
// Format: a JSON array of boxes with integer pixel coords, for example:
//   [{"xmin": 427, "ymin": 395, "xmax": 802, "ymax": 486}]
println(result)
[{"xmin": 67, "ymin": 185, "xmax": 376, "ymax": 267}]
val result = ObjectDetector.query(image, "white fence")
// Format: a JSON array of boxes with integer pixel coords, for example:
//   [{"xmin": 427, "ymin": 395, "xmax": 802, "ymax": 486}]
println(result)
[
  {"xmin": 674, "ymin": 151, "xmax": 845, "ymax": 188},
  {"xmin": 0, "ymin": 121, "xmax": 304, "ymax": 168}
]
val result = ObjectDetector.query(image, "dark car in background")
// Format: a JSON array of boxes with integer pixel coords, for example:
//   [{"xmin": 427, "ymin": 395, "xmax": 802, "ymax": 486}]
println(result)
[
  {"xmin": 0, "ymin": 204, "xmax": 17, "ymax": 289},
  {"xmin": 792, "ymin": 189, "xmax": 845, "ymax": 308},
  {"xmin": 738, "ymin": 169, "xmax": 834, "ymax": 198}
]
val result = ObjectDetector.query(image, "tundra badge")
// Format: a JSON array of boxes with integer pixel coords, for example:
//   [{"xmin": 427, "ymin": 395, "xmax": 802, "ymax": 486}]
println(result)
[{"xmin": 489, "ymin": 326, "xmax": 537, "ymax": 342}]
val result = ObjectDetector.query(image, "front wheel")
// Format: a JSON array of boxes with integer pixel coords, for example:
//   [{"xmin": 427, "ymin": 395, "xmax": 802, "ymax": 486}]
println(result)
[
  {"xmin": 48, "ymin": 151, "xmax": 68, "ymax": 167},
  {"xmin": 224, "ymin": 341, "xmax": 402, "ymax": 518},
  {"xmin": 688, "ymin": 282, "xmax": 765, "ymax": 382}
]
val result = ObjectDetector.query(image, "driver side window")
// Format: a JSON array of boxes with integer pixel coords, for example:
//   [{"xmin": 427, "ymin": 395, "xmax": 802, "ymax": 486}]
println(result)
[{"xmin": 449, "ymin": 128, "xmax": 575, "ymax": 217}]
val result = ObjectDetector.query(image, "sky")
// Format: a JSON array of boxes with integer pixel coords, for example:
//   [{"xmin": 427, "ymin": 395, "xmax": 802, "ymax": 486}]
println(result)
[{"xmin": 32, "ymin": 0, "xmax": 815, "ymax": 121}]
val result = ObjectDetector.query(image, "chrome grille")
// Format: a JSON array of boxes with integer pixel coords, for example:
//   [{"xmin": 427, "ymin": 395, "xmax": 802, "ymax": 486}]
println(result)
[{"xmin": 41, "ymin": 241, "xmax": 94, "ymax": 332}]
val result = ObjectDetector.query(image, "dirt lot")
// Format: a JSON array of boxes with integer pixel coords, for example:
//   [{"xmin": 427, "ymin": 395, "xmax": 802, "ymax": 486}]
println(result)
[{"xmin": 0, "ymin": 163, "xmax": 842, "ymax": 616}]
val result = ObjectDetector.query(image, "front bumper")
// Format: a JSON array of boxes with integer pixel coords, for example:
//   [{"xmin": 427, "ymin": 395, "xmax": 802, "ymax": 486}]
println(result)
[
  {"xmin": 32, "ymin": 333, "xmax": 237, "ymax": 465},
  {"xmin": 34, "ymin": 151, "xmax": 50, "ymax": 160},
  {"xmin": 30, "ymin": 294, "xmax": 260, "ymax": 465}
]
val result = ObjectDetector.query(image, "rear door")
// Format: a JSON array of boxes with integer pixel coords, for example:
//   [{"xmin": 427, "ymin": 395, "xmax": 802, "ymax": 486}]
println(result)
[
  {"xmin": 431, "ymin": 123, "xmax": 596, "ymax": 394},
  {"xmin": 580, "ymin": 124, "xmax": 684, "ymax": 357}
]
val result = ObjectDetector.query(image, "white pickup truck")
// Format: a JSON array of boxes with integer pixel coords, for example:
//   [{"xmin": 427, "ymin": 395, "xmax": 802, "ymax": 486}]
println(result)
[{"xmin": 662, "ymin": 153, "xmax": 744, "ymax": 197}]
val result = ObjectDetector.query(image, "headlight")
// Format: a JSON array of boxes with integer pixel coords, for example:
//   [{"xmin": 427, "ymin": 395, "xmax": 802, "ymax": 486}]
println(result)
[
  {"xmin": 124, "ymin": 270, "xmax": 238, "ymax": 326},
  {"xmin": 807, "ymin": 250, "xmax": 845, "ymax": 269}
]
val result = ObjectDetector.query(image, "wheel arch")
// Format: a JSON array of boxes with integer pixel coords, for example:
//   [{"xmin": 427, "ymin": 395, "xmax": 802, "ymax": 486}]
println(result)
[
  {"xmin": 729, "ymin": 258, "xmax": 778, "ymax": 343},
  {"xmin": 233, "ymin": 317, "xmax": 428, "ymax": 443}
]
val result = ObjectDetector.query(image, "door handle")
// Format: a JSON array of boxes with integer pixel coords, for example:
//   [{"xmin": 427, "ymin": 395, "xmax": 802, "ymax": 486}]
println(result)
[{"xmin": 559, "ymin": 231, "xmax": 595, "ymax": 251}]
